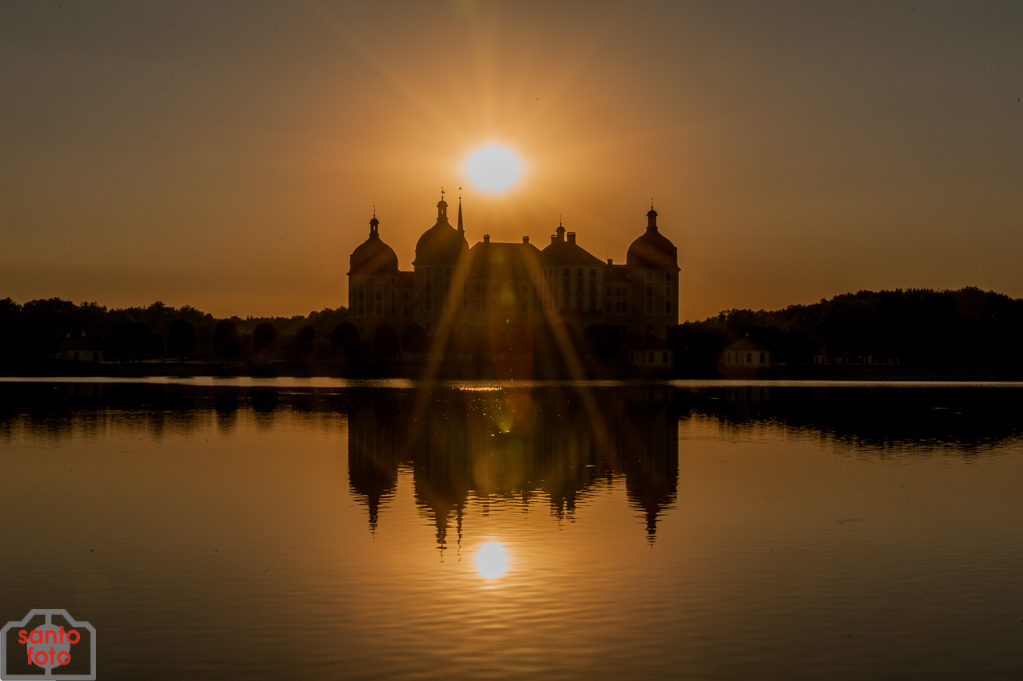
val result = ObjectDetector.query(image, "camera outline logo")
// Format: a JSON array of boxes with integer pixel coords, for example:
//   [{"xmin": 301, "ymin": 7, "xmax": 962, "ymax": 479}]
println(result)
[{"xmin": 1, "ymin": 609, "xmax": 96, "ymax": 680}]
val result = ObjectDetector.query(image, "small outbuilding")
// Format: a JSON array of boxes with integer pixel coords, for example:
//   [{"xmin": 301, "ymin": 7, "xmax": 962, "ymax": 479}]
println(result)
[{"xmin": 722, "ymin": 336, "xmax": 771, "ymax": 369}]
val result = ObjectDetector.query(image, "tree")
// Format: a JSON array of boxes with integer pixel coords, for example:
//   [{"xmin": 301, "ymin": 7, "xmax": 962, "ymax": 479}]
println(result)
[
  {"xmin": 214, "ymin": 319, "xmax": 242, "ymax": 360},
  {"xmin": 330, "ymin": 322, "xmax": 360, "ymax": 357},
  {"xmin": 149, "ymin": 332, "xmax": 166, "ymax": 359},
  {"xmin": 106, "ymin": 321, "xmax": 151, "ymax": 362},
  {"xmin": 167, "ymin": 319, "xmax": 196, "ymax": 361},
  {"xmin": 374, "ymin": 323, "xmax": 399, "ymax": 358},
  {"xmin": 252, "ymin": 322, "xmax": 278, "ymax": 360},
  {"xmin": 585, "ymin": 323, "xmax": 621, "ymax": 360},
  {"xmin": 401, "ymin": 323, "xmax": 428, "ymax": 354},
  {"xmin": 293, "ymin": 324, "xmax": 315, "ymax": 358}
]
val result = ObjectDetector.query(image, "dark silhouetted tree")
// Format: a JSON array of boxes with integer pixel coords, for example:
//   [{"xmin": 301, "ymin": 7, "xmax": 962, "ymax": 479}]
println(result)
[
  {"xmin": 149, "ymin": 332, "xmax": 166, "ymax": 359},
  {"xmin": 374, "ymin": 323, "xmax": 399, "ymax": 358},
  {"xmin": 292, "ymin": 324, "xmax": 315, "ymax": 359},
  {"xmin": 106, "ymin": 321, "xmax": 151, "ymax": 362},
  {"xmin": 214, "ymin": 319, "xmax": 242, "ymax": 360},
  {"xmin": 585, "ymin": 323, "xmax": 621, "ymax": 360},
  {"xmin": 167, "ymin": 319, "xmax": 196, "ymax": 361},
  {"xmin": 402, "ymin": 323, "xmax": 428, "ymax": 354},
  {"xmin": 252, "ymin": 322, "xmax": 278, "ymax": 360},
  {"xmin": 330, "ymin": 322, "xmax": 360, "ymax": 357}
]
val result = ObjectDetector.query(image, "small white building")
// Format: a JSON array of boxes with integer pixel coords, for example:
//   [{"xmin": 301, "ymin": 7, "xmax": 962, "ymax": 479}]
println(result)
[
  {"xmin": 628, "ymin": 338, "xmax": 673, "ymax": 369},
  {"xmin": 56, "ymin": 332, "xmax": 103, "ymax": 363},
  {"xmin": 722, "ymin": 337, "xmax": 771, "ymax": 369}
]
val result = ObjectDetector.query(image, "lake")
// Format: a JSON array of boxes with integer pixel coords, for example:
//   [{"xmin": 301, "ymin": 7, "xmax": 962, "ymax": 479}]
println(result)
[{"xmin": 1, "ymin": 378, "xmax": 1021, "ymax": 680}]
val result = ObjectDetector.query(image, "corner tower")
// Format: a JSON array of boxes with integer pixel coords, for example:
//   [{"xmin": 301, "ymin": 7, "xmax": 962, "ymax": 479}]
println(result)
[{"xmin": 626, "ymin": 207, "xmax": 679, "ymax": 339}]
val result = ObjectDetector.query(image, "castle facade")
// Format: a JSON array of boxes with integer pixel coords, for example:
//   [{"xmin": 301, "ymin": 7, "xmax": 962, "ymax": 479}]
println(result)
[{"xmin": 348, "ymin": 194, "xmax": 680, "ymax": 348}]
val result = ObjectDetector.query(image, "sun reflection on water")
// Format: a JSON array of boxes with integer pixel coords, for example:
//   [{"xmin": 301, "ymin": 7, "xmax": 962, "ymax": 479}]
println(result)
[{"xmin": 475, "ymin": 541, "xmax": 509, "ymax": 579}]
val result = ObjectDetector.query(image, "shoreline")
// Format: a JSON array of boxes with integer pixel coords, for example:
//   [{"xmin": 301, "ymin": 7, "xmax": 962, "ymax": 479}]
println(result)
[{"xmin": 0, "ymin": 359, "xmax": 1018, "ymax": 383}]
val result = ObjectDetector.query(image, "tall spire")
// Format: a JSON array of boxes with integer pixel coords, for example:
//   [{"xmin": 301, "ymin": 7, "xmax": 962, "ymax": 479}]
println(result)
[
  {"xmin": 457, "ymin": 187, "xmax": 464, "ymax": 233},
  {"xmin": 369, "ymin": 208, "xmax": 379, "ymax": 237}
]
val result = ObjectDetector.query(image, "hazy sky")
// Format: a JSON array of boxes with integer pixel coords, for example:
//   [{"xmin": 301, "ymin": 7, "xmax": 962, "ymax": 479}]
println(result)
[{"xmin": 2, "ymin": 1, "xmax": 1021, "ymax": 319}]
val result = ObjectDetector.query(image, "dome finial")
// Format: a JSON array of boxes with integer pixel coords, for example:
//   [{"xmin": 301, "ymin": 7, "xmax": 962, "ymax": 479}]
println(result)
[
  {"xmin": 437, "ymin": 187, "xmax": 448, "ymax": 219},
  {"xmin": 647, "ymin": 204, "xmax": 658, "ymax": 230},
  {"xmin": 369, "ymin": 207, "xmax": 379, "ymax": 236}
]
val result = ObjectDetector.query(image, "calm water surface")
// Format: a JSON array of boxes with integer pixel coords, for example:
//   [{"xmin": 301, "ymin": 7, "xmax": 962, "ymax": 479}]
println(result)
[{"xmin": 1, "ymin": 380, "xmax": 1021, "ymax": 680}]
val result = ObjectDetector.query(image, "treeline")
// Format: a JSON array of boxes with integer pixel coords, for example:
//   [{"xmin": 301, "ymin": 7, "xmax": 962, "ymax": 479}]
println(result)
[
  {"xmin": 0, "ymin": 298, "xmax": 350, "ymax": 364},
  {"xmin": 2, "ymin": 287, "xmax": 1022, "ymax": 375},
  {"xmin": 669, "ymin": 287, "xmax": 1023, "ymax": 375}
]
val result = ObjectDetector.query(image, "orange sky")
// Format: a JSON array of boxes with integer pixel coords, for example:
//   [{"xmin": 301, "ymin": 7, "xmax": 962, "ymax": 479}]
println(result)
[{"xmin": 2, "ymin": 1, "xmax": 1021, "ymax": 320}]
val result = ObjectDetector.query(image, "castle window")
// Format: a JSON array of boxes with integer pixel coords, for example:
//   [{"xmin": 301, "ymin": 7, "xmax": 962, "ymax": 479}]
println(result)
[
  {"xmin": 404, "ymin": 306, "xmax": 410, "ymax": 317},
  {"xmin": 747, "ymin": 353, "xmax": 752, "ymax": 363},
  {"xmin": 590, "ymin": 269, "xmax": 596, "ymax": 278},
  {"xmin": 563, "ymin": 268, "xmax": 569, "ymax": 277},
  {"xmin": 403, "ymin": 292, "xmax": 409, "ymax": 301},
  {"xmin": 663, "ymin": 352, "xmax": 669, "ymax": 363},
  {"xmin": 648, "ymin": 352, "xmax": 654, "ymax": 363},
  {"xmin": 375, "ymin": 304, "xmax": 382, "ymax": 316},
  {"xmin": 563, "ymin": 280, "xmax": 570, "ymax": 294},
  {"xmin": 615, "ymin": 302, "xmax": 621, "ymax": 313},
  {"xmin": 665, "ymin": 302, "xmax": 671, "ymax": 313},
  {"xmin": 607, "ymin": 302, "xmax": 612, "ymax": 312},
  {"xmin": 622, "ymin": 302, "xmax": 627, "ymax": 313},
  {"xmin": 590, "ymin": 297, "xmax": 596, "ymax": 311},
  {"xmin": 425, "ymin": 298, "xmax": 432, "ymax": 311},
  {"xmin": 577, "ymin": 268, "xmax": 582, "ymax": 278},
  {"xmin": 589, "ymin": 281, "xmax": 596, "ymax": 294},
  {"xmin": 359, "ymin": 305, "xmax": 365, "ymax": 316},
  {"xmin": 576, "ymin": 296, "xmax": 582, "ymax": 310}
]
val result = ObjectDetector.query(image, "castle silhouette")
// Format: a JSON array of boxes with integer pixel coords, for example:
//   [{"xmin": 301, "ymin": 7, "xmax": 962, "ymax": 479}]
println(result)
[{"xmin": 348, "ymin": 193, "xmax": 679, "ymax": 367}]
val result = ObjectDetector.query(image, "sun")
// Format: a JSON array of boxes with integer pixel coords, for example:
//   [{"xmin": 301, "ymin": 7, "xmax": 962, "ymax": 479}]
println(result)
[
  {"xmin": 475, "ymin": 541, "xmax": 509, "ymax": 579},
  {"xmin": 463, "ymin": 144, "xmax": 524, "ymax": 194}
]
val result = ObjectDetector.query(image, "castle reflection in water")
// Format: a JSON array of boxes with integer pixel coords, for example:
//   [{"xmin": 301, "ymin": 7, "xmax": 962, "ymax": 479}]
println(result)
[
  {"xmin": 347, "ymin": 385, "xmax": 679, "ymax": 548},
  {"xmin": 4, "ymin": 381, "xmax": 1021, "ymax": 551}
]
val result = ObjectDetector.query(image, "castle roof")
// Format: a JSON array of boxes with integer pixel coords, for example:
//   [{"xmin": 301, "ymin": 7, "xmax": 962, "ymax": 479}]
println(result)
[
  {"xmin": 469, "ymin": 240, "xmax": 542, "ymax": 279},
  {"xmin": 725, "ymin": 337, "xmax": 768, "ymax": 352},
  {"xmin": 540, "ymin": 225, "xmax": 604, "ymax": 268},
  {"xmin": 350, "ymin": 215, "xmax": 399, "ymax": 276},
  {"xmin": 414, "ymin": 196, "xmax": 468, "ymax": 266},
  {"xmin": 627, "ymin": 209, "xmax": 678, "ymax": 271}
]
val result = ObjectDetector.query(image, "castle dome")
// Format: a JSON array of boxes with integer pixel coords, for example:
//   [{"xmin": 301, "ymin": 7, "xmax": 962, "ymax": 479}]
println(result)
[
  {"xmin": 626, "ymin": 208, "xmax": 678, "ymax": 270},
  {"xmin": 349, "ymin": 215, "xmax": 399, "ymax": 276},
  {"xmin": 414, "ymin": 196, "xmax": 468, "ymax": 266}
]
